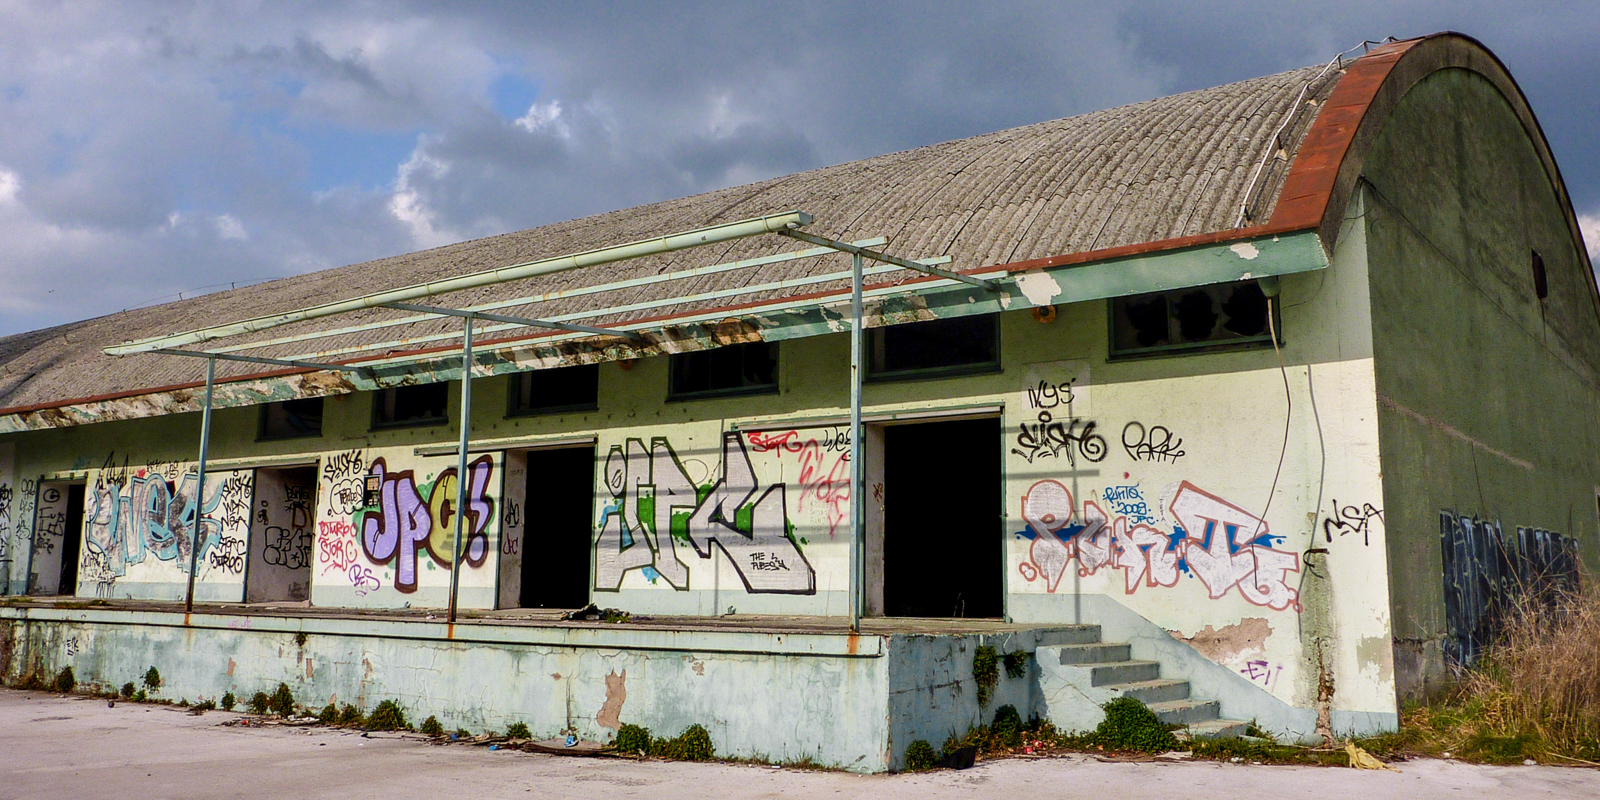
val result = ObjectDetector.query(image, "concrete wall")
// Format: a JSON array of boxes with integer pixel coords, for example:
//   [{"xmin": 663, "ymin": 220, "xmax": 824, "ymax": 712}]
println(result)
[{"xmin": 1361, "ymin": 67, "xmax": 1600, "ymax": 699}]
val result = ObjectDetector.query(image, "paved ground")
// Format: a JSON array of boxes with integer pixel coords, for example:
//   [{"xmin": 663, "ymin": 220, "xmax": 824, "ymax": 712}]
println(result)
[{"xmin": 4, "ymin": 689, "xmax": 1599, "ymax": 800}]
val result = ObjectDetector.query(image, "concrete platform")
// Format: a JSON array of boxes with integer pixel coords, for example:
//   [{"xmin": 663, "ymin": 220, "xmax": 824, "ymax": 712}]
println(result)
[{"xmin": 1, "ymin": 598, "xmax": 1091, "ymax": 772}]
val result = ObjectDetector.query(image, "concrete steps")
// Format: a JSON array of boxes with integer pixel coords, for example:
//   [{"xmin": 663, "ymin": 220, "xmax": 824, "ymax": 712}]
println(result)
[{"xmin": 1037, "ymin": 633, "xmax": 1247, "ymax": 739}]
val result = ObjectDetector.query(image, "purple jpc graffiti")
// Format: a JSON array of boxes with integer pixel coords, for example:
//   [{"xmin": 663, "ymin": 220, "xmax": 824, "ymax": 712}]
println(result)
[{"xmin": 360, "ymin": 456, "xmax": 494, "ymax": 593}]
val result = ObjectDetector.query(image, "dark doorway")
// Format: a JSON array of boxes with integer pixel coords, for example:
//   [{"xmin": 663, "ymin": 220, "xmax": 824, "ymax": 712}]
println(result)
[
  {"xmin": 56, "ymin": 484, "xmax": 84, "ymax": 595},
  {"xmin": 521, "ymin": 447, "xmax": 596, "ymax": 609},
  {"xmin": 883, "ymin": 418, "xmax": 1003, "ymax": 618}
]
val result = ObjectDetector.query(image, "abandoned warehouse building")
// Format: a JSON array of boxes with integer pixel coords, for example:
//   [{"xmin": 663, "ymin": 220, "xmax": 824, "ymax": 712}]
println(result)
[{"xmin": 1, "ymin": 33, "xmax": 1595, "ymax": 771}]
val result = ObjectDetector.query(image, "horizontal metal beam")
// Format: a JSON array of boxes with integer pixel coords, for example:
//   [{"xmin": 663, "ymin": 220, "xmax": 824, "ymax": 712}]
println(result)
[
  {"xmin": 105, "ymin": 210, "xmax": 813, "ymax": 355},
  {"xmin": 152, "ymin": 348, "xmax": 368, "ymax": 374},
  {"xmin": 382, "ymin": 302, "xmax": 641, "ymax": 340},
  {"xmin": 208, "ymin": 239, "xmax": 889, "ymax": 357},
  {"xmin": 776, "ymin": 228, "xmax": 999, "ymax": 291}
]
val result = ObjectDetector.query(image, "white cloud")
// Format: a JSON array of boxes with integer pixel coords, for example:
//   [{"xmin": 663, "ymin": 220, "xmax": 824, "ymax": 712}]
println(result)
[
  {"xmin": 515, "ymin": 100, "xmax": 569, "ymax": 138},
  {"xmin": 214, "ymin": 214, "xmax": 248, "ymax": 241},
  {"xmin": 1580, "ymin": 212, "xmax": 1600, "ymax": 262}
]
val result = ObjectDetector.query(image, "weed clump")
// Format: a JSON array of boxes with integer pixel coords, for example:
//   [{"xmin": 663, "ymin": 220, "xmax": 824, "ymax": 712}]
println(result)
[
  {"xmin": 973, "ymin": 646, "xmax": 999, "ymax": 705},
  {"xmin": 193, "ymin": 699, "xmax": 216, "ymax": 712},
  {"xmin": 366, "ymin": 699, "xmax": 409, "ymax": 731},
  {"xmin": 992, "ymin": 705, "xmax": 1023, "ymax": 748},
  {"xmin": 505, "ymin": 721, "xmax": 531, "ymax": 739},
  {"xmin": 220, "ymin": 692, "xmax": 236, "ymax": 711},
  {"xmin": 1003, "ymin": 650, "xmax": 1029, "ymax": 680},
  {"xmin": 419, "ymin": 715, "xmax": 444, "ymax": 736},
  {"xmin": 1091, "ymin": 697, "xmax": 1179, "ymax": 752},
  {"xmin": 615, "ymin": 723, "xmax": 652, "ymax": 755},
  {"xmin": 903, "ymin": 740, "xmax": 938, "ymax": 772},
  {"xmin": 120, "ymin": 682, "xmax": 136, "ymax": 700},
  {"xmin": 247, "ymin": 691, "xmax": 270, "ymax": 715},
  {"xmin": 142, "ymin": 667, "xmax": 161, "ymax": 691},
  {"xmin": 53, "ymin": 667, "xmax": 75, "ymax": 694},
  {"xmin": 317, "ymin": 703, "xmax": 339, "ymax": 725},
  {"xmin": 268, "ymin": 683, "xmax": 296, "ymax": 717},
  {"xmin": 338, "ymin": 704, "xmax": 365, "ymax": 727},
  {"xmin": 610, "ymin": 722, "xmax": 714, "ymax": 760}
]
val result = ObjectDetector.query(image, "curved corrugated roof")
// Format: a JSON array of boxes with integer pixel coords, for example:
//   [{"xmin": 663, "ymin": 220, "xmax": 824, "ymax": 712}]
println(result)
[{"xmin": 4, "ymin": 57, "xmax": 1349, "ymax": 414}]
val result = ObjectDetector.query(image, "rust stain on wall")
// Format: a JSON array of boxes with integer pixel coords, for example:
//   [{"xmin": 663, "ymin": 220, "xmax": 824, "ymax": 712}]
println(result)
[
  {"xmin": 1170, "ymin": 617, "xmax": 1272, "ymax": 663},
  {"xmin": 597, "ymin": 669, "xmax": 627, "ymax": 730}
]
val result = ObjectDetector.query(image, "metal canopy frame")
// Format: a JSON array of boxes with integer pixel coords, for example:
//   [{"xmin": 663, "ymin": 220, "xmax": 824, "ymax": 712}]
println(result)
[{"xmin": 111, "ymin": 210, "xmax": 1003, "ymax": 627}]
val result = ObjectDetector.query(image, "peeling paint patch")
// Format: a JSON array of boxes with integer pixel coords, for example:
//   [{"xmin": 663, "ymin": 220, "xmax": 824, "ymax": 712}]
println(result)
[
  {"xmin": 1170, "ymin": 617, "xmax": 1272, "ymax": 664},
  {"xmin": 1230, "ymin": 241, "xmax": 1261, "ymax": 260},
  {"xmin": 597, "ymin": 669, "xmax": 627, "ymax": 730},
  {"xmin": 1014, "ymin": 270, "xmax": 1062, "ymax": 306}
]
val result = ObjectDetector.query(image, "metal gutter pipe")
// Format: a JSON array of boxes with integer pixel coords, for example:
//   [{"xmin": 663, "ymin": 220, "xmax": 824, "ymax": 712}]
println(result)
[
  {"xmin": 848, "ymin": 253, "xmax": 864, "ymax": 632},
  {"xmin": 106, "ymin": 211, "xmax": 813, "ymax": 356}
]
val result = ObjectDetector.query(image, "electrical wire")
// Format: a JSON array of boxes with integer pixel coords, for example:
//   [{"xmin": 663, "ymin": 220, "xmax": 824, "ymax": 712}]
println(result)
[{"xmin": 1250, "ymin": 304, "xmax": 1292, "ymax": 596}]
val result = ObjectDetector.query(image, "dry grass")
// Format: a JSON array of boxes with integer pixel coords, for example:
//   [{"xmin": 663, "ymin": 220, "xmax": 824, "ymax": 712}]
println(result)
[{"xmin": 1363, "ymin": 581, "xmax": 1600, "ymax": 764}]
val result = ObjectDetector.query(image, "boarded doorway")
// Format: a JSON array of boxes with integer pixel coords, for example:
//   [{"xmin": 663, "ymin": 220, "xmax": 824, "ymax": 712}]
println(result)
[
  {"xmin": 515, "ymin": 446, "xmax": 595, "ymax": 609},
  {"xmin": 28, "ymin": 482, "xmax": 84, "ymax": 595},
  {"xmin": 246, "ymin": 466, "xmax": 315, "ymax": 603},
  {"xmin": 883, "ymin": 418, "xmax": 1002, "ymax": 618}
]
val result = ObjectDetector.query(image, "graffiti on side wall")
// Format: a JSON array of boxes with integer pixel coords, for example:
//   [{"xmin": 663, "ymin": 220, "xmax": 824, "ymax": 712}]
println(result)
[
  {"xmin": 1440, "ymin": 511, "xmax": 1578, "ymax": 667},
  {"xmin": 79, "ymin": 456, "xmax": 253, "ymax": 590},
  {"xmin": 745, "ymin": 427, "xmax": 852, "ymax": 538},
  {"xmin": 356, "ymin": 455, "xmax": 494, "ymax": 593},
  {"xmin": 595, "ymin": 432, "xmax": 815, "ymax": 595},
  {"xmin": 1017, "ymin": 480, "xmax": 1301, "ymax": 612},
  {"xmin": 1322, "ymin": 499, "xmax": 1383, "ymax": 546}
]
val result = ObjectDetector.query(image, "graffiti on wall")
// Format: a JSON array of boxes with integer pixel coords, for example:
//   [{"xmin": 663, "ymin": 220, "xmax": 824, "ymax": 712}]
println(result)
[
  {"xmin": 262, "ymin": 484, "xmax": 313, "ymax": 570},
  {"xmin": 356, "ymin": 455, "xmax": 495, "ymax": 593},
  {"xmin": 1440, "ymin": 511, "xmax": 1579, "ymax": 667},
  {"xmin": 1323, "ymin": 499, "xmax": 1383, "ymax": 546},
  {"xmin": 745, "ymin": 427, "xmax": 851, "ymax": 538},
  {"xmin": 1017, "ymin": 480, "xmax": 1302, "ymax": 612},
  {"xmin": 78, "ymin": 454, "xmax": 252, "ymax": 593},
  {"xmin": 595, "ymin": 432, "xmax": 815, "ymax": 595},
  {"xmin": 1121, "ymin": 422, "xmax": 1187, "ymax": 463}
]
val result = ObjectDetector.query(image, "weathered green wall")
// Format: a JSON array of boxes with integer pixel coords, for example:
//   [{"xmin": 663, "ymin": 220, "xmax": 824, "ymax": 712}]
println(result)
[{"xmin": 1362, "ymin": 67, "xmax": 1600, "ymax": 699}]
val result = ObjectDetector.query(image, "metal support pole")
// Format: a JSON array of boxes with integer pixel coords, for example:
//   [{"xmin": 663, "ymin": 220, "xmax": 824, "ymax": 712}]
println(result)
[
  {"xmin": 184, "ymin": 357, "xmax": 216, "ymax": 615},
  {"xmin": 447, "ymin": 318, "xmax": 474, "ymax": 624},
  {"xmin": 848, "ymin": 253, "xmax": 865, "ymax": 632}
]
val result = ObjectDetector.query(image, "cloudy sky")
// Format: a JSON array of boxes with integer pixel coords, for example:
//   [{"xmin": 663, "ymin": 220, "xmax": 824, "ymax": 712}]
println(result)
[{"xmin": 1, "ymin": 1, "xmax": 1596, "ymax": 337}]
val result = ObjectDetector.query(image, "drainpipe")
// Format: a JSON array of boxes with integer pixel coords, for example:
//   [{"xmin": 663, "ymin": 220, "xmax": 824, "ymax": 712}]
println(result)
[
  {"xmin": 849, "ymin": 253, "xmax": 864, "ymax": 632},
  {"xmin": 447, "ymin": 318, "xmax": 474, "ymax": 625},
  {"xmin": 183, "ymin": 357, "xmax": 216, "ymax": 615}
]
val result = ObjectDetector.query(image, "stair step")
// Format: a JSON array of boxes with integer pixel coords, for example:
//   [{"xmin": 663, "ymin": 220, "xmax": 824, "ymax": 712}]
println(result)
[
  {"xmin": 1102, "ymin": 678, "xmax": 1190, "ymax": 704},
  {"xmin": 1147, "ymin": 699, "xmax": 1220, "ymax": 726},
  {"xmin": 1030, "ymin": 625, "xmax": 1104, "ymax": 647},
  {"xmin": 1178, "ymin": 719, "xmax": 1251, "ymax": 740},
  {"xmin": 1052, "ymin": 642, "xmax": 1131, "ymax": 665},
  {"xmin": 1089, "ymin": 660, "xmax": 1160, "ymax": 687}
]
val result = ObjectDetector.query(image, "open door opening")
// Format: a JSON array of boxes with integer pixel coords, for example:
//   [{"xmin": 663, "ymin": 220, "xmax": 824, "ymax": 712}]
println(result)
[
  {"xmin": 518, "ymin": 446, "xmax": 595, "ymax": 609},
  {"xmin": 883, "ymin": 417, "xmax": 1003, "ymax": 618},
  {"xmin": 29, "ymin": 481, "xmax": 84, "ymax": 596},
  {"xmin": 246, "ymin": 466, "xmax": 315, "ymax": 603}
]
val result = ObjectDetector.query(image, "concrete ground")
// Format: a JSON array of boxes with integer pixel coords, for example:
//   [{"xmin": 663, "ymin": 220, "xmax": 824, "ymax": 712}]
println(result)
[{"xmin": 3, "ymin": 689, "xmax": 1598, "ymax": 800}]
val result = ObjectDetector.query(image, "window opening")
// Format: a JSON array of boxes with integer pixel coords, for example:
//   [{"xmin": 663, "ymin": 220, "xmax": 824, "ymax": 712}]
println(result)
[
  {"xmin": 372, "ymin": 383, "xmax": 449, "ymax": 428},
  {"xmin": 508, "ymin": 364, "xmax": 599, "ymax": 416},
  {"xmin": 1110, "ymin": 280, "xmax": 1279, "ymax": 358},
  {"xmin": 668, "ymin": 341, "xmax": 778, "ymax": 399},
  {"xmin": 868, "ymin": 314, "xmax": 999, "ymax": 380},
  {"xmin": 1532, "ymin": 250, "xmax": 1548, "ymax": 300},
  {"xmin": 259, "ymin": 397, "xmax": 324, "ymax": 440}
]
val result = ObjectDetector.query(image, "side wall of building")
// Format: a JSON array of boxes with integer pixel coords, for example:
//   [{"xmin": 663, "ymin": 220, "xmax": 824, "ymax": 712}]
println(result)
[{"xmin": 1363, "ymin": 67, "xmax": 1600, "ymax": 700}]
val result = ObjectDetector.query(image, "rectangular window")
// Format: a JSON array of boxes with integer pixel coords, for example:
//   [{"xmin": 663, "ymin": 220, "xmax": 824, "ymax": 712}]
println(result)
[
  {"xmin": 1110, "ymin": 280, "xmax": 1279, "ymax": 359},
  {"xmin": 668, "ymin": 342, "xmax": 778, "ymax": 399},
  {"xmin": 371, "ymin": 383, "xmax": 449, "ymax": 429},
  {"xmin": 259, "ymin": 397, "xmax": 324, "ymax": 440},
  {"xmin": 508, "ymin": 364, "xmax": 600, "ymax": 416},
  {"xmin": 868, "ymin": 314, "xmax": 999, "ymax": 380}
]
